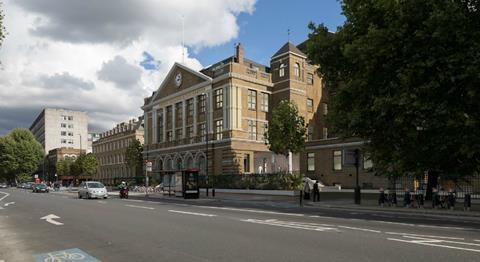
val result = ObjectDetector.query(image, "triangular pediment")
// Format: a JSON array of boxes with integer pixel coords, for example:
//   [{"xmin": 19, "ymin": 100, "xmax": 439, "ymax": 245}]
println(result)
[{"xmin": 151, "ymin": 62, "xmax": 211, "ymax": 103}]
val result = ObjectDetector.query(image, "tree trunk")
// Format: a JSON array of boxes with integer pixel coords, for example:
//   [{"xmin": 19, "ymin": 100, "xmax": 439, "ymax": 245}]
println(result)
[
  {"xmin": 288, "ymin": 151, "xmax": 293, "ymax": 174},
  {"xmin": 425, "ymin": 171, "xmax": 439, "ymax": 201}
]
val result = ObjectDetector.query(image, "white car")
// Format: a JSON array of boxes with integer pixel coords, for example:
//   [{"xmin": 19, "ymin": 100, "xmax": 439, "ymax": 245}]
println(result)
[{"xmin": 78, "ymin": 181, "xmax": 108, "ymax": 199}]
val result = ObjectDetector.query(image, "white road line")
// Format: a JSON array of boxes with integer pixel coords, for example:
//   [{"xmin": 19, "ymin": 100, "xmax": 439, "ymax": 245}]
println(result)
[
  {"xmin": 125, "ymin": 204, "xmax": 154, "ymax": 210},
  {"xmin": 385, "ymin": 232, "xmax": 464, "ymax": 240},
  {"xmin": 377, "ymin": 221, "xmax": 415, "ymax": 227},
  {"xmin": 123, "ymin": 199, "xmax": 145, "ymax": 203},
  {"xmin": 3, "ymin": 202, "xmax": 14, "ymax": 207},
  {"xmin": 197, "ymin": 206, "xmax": 304, "ymax": 217},
  {"xmin": 97, "ymin": 201, "xmax": 107, "ymax": 204},
  {"xmin": 338, "ymin": 226, "xmax": 381, "ymax": 233},
  {"xmin": 388, "ymin": 238, "xmax": 480, "ymax": 253},
  {"xmin": 403, "ymin": 236, "xmax": 480, "ymax": 247},
  {"xmin": 475, "ymin": 240, "xmax": 480, "ymax": 242},
  {"xmin": 0, "ymin": 192, "xmax": 10, "ymax": 202},
  {"xmin": 309, "ymin": 215, "xmax": 320, "ymax": 218},
  {"xmin": 416, "ymin": 224, "xmax": 471, "ymax": 231},
  {"xmin": 242, "ymin": 219, "xmax": 338, "ymax": 232},
  {"xmin": 168, "ymin": 210, "xmax": 217, "ymax": 217}
]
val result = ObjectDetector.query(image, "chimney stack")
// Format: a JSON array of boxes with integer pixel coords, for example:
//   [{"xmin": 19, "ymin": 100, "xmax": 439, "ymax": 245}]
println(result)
[{"xmin": 235, "ymin": 43, "xmax": 244, "ymax": 64}]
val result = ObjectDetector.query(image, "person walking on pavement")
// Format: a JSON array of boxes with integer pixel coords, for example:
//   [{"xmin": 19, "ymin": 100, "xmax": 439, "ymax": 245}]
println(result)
[{"xmin": 313, "ymin": 181, "xmax": 320, "ymax": 202}]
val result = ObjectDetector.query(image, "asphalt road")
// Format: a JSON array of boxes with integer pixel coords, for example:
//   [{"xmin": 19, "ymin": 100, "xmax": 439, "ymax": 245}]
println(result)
[{"xmin": 1, "ymin": 188, "xmax": 480, "ymax": 262}]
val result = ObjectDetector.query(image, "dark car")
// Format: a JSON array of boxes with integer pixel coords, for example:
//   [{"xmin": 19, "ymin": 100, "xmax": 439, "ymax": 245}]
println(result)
[{"xmin": 32, "ymin": 183, "xmax": 49, "ymax": 193}]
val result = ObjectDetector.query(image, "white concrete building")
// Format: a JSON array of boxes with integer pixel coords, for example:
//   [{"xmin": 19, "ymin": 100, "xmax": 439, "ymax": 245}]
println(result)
[{"xmin": 29, "ymin": 108, "xmax": 88, "ymax": 154}]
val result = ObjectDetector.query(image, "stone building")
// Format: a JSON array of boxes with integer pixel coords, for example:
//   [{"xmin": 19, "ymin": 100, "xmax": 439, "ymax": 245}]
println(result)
[
  {"xmin": 92, "ymin": 118, "xmax": 144, "ymax": 185},
  {"xmin": 29, "ymin": 108, "xmax": 88, "ymax": 154},
  {"xmin": 142, "ymin": 42, "xmax": 385, "ymax": 188},
  {"xmin": 46, "ymin": 147, "xmax": 85, "ymax": 185}
]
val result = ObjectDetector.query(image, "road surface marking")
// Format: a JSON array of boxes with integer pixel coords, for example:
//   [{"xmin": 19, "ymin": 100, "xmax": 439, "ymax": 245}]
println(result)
[
  {"xmin": 168, "ymin": 210, "xmax": 217, "ymax": 217},
  {"xmin": 33, "ymin": 248, "xmax": 100, "ymax": 262},
  {"xmin": 385, "ymin": 232, "xmax": 464, "ymax": 240},
  {"xmin": 475, "ymin": 240, "xmax": 480, "ymax": 242},
  {"xmin": 388, "ymin": 237, "xmax": 480, "ymax": 253},
  {"xmin": 403, "ymin": 236, "xmax": 480, "ymax": 247},
  {"xmin": 338, "ymin": 226, "xmax": 381, "ymax": 233},
  {"xmin": 197, "ymin": 206, "xmax": 304, "ymax": 217},
  {"xmin": 123, "ymin": 199, "xmax": 145, "ymax": 203},
  {"xmin": 125, "ymin": 204, "xmax": 154, "ymax": 210},
  {"xmin": 416, "ymin": 224, "xmax": 471, "ymax": 231},
  {"xmin": 97, "ymin": 201, "xmax": 107, "ymax": 204},
  {"xmin": 0, "ymin": 192, "xmax": 9, "ymax": 202},
  {"xmin": 3, "ymin": 202, "xmax": 14, "ymax": 207},
  {"xmin": 242, "ymin": 219, "xmax": 338, "ymax": 232},
  {"xmin": 40, "ymin": 214, "xmax": 63, "ymax": 226},
  {"xmin": 310, "ymin": 215, "xmax": 320, "ymax": 218},
  {"xmin": 377, "ymin": 221, "xmax": 415, "ymax": 226}
]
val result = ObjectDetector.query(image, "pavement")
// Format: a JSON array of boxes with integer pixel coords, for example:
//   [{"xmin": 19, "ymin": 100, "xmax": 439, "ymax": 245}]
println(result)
[{"xmin": 2, "ymin": 187, "xmax": 480, "ymax": 261}]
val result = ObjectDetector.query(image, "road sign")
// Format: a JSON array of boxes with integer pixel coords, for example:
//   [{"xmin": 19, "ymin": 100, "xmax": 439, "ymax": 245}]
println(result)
[
  {"xmin": 34, "ymin": 174, "xmax": 38, "ymax": 179},
  {"xmin": 146, "ymin": 161, "xmax": 152, "ymax": 172}
]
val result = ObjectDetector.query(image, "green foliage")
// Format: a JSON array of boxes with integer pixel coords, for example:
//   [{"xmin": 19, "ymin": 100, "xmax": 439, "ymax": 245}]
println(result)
[
  {"xmin": 56, "ymin": 159, "xmax": 73, "ymax": 177},
  {"xmin": 307, "ymin": 0, "xmax": 480, "ymax": 179},
  {"xmin": 70, "ymin": 153, "xmax": 98, "ymax": 177},
  {"xmin": 17, "ymin": 173, "xmax": 33, "ymax": 183},
  {"xmin": 0, "ymin": 1, "xmax": 5, "ymax": 48},
  {"xmin": 0, "ymin": 129, "xmax": 44, "ymax": 182},
  {"xmin": 125, "ymin": 139, "xmax": 143, "ymax": 176},
  {"xmin": 266, "ymin": 100, "xmax": 307, "ymax": 157}
]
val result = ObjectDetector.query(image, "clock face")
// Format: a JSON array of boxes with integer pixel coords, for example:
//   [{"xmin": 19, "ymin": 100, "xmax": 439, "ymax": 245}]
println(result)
[{"xmin": 175, "ymin": 72, "xmax": 182, "ymax": 87}]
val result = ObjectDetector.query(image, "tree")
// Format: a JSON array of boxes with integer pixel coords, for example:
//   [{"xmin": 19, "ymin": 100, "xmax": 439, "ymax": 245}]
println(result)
[
  {"xmin": 125, "ymin": 139, "xmax": 143, "ymax": 177},
  {"xmin": 0, "ymin": 1, "xmax": 5, "ymax": 49},
  {"xmin": 70, "ymin": 153, "xmax": 98, "ymax": 178},
  {"xmin": 78, "ymin": 153, "xmax": 98, "ymax": 177},
  {"xmin": 0, "ymin": 129, "xmax": 44, "ymax": 183},
  {"xmin": 56, "ymin": 159, "xmax": 73, "ymax": 177},
  {"xmin": 266, "ymin": 100, "xmax": 307, "ymax": 172},
  {"xmin": 306, "ymin": 0, "xmax": 480, "ymax": 182}
]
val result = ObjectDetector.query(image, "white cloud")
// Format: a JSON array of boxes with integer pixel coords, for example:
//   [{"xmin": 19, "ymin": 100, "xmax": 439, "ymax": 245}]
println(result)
[{"xmin": 0, "ymin": 0, "xmax": 256, "ymax": 134}]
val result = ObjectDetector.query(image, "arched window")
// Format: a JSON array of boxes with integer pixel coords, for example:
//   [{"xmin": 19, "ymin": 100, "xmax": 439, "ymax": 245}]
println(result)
[
  {"xmin": 197, "ymin": 155, "xmax": 206, "ymax": 175},
  {"xmin": 186, "ymin": 156, "xmax": 194, "ymax": 169},
  {"xmin": 279, "ymin": 63, "xmax": 286, "ymax": 77},
  {"xmin": 176, "ymin": 158, "xmax": 183, "ymax": 170},
  {"xmin": 294, "ymin": 63, "xmax": 300, "ymax": 77}
]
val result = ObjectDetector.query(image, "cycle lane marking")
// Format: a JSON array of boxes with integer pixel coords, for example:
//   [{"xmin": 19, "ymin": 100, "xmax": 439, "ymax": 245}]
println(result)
[{"xmin": 33, "ymin": 248, "xmax": 100, "ymax": 262}]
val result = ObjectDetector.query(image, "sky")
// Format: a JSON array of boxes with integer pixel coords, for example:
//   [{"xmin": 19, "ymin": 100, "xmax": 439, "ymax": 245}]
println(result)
[{"xmin": 0, "ymin": 0, "xmax": 345, "ymax": 135}]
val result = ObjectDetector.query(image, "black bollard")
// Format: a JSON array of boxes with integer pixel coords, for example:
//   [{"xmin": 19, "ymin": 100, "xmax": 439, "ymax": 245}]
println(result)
[
  {"xmin": 206, "ymin": 187, "xmax": 209, "ymax": 197},
  {"xmin": 212, "ymin": 188, "xmax": 215, "ymax": 198}
]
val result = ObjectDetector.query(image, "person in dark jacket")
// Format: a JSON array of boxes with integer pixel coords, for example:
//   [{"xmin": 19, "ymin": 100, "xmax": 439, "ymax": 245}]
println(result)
[{"xmin": 312, "ymin": 181, "xmax": 320, "ymax": 202}]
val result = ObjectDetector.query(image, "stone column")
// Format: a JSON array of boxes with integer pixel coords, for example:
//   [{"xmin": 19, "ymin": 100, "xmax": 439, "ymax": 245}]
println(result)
[
  {"xmin": 172, "ymin": 103, "xmax": 176, "ymax": 140},
  {"xmin": 182, "ymin": 100, "xmax": 186, "ymax": 140},
  {"xmin": 162, "ymin": 107, "xmax": 166, "ymax": 142},
  {"xmin": 152, "ymin": 109, "xmax": 158, "ymax": 143},
  {"xmin": 208, "ymin": 89, "xmax": 214, "ymax": 133},
  {"xmin": 193, "ymin": 95, "xmax": 198, "ymax": 135}
]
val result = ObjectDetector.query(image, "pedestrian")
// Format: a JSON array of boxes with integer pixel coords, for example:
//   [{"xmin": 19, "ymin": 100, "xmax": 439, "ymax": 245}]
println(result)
[
  {"xmin": 432, "ymin": 187, "xmax": 438, "ymax": 209},
  {"xmin": 378, "ymin": 187, "xmax": 386, "ymax": 207},
  {"xmin": 447, "ymin": 188, "xmax": 456, "ymax": 210},
  {"xmin": 403, "ymin": 188, "xmax": 411, "ymax": 208},
  {"xmin": 313, "ymin": 181, "xmax": 320, "ymax": 202}
]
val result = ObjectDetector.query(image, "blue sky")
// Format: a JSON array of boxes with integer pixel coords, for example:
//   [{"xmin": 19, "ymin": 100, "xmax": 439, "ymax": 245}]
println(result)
[{"xmin": 194, "ymin": 0, "xmax": 345, "ymax": 67}]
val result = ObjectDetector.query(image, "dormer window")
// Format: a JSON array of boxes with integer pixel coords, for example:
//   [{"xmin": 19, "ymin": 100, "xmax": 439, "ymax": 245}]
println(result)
[
  {"xmin": 294, "ymin": 63, "xmax": 300, "ymax": 77},
  {"xmin": 279, "ymin": 63, "xmax": 286, "ymax": 77}
]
